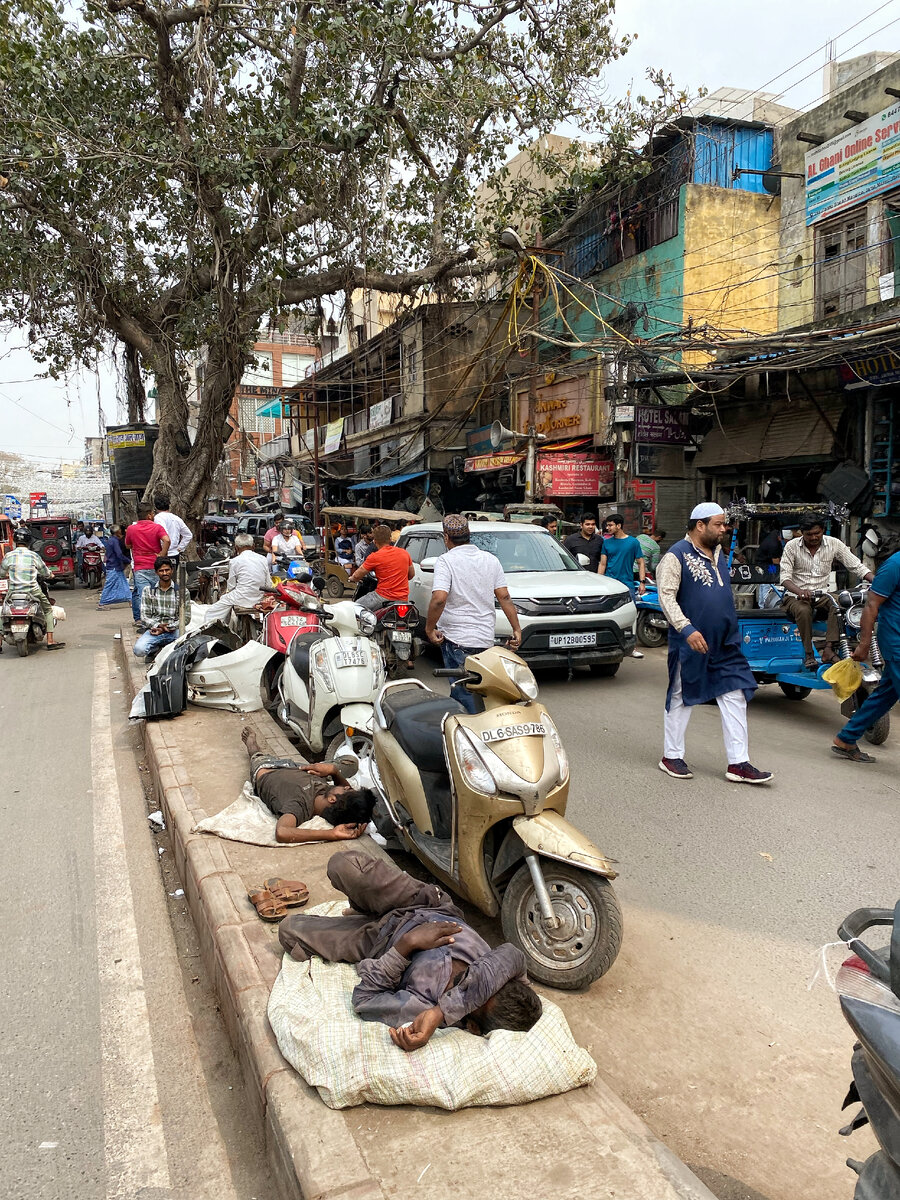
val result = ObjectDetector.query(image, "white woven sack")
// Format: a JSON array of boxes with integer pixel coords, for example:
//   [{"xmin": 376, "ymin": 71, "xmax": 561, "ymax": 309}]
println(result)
[
  {"xmin": 193, "ymin": 780, "xmax": 332, "ymax": 846},
  {"xmin": 51, "ymin": 605, "xmax": 66, "ymax": 621},
  {"xmin": 267, "ymin": 901, "xmax": 597, "ymax": 1110}
]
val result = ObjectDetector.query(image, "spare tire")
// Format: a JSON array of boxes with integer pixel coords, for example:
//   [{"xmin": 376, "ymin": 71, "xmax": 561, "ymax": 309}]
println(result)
[{"xmin": 41, "ymin": 540, "xmax": 62, "ymax": 562}]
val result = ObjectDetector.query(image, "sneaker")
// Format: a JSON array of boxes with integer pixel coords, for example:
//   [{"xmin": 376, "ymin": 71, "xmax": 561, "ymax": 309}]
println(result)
[
  {"xmin": 725, "ymin": 762, "xmax": 774, "ymax": 784},
  {"xmin": 658, "ymin": 757, "xmax": 693, "ymax": 779},
  {"xmin": 632, "ymin": 649, "xmax": 644, "ymax": 659}
]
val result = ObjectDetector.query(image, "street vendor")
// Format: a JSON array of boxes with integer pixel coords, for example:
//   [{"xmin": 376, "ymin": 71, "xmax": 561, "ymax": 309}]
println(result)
[
  {"xmin": 656, "ymin": 503, "xmax": 771, "ymax": 785},
  {"xmin": 278, "ymin": 849, "xmax": 542, "ymax": 1051},
  {"xmin": 240, "ymin": 727, "xmax": 375, "ymax": 843},
  {"xmin": 779, "ymin": 515, "xmax": 872, "ymax": 671}
]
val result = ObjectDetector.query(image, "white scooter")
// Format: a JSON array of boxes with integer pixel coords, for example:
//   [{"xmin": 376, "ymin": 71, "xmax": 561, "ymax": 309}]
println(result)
[{"xmin": 274, "ymin": 598, "xmax": 385, "ymax": 764}]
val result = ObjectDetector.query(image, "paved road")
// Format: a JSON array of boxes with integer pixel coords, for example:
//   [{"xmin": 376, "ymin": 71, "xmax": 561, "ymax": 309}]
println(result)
[
  {"xmin": 420, "ymin": 647, "xmax": 899, "ymax": 1200},
  {"xmin": 0, "ymin": 590, "xmax": 274, "ymax": 1199}
]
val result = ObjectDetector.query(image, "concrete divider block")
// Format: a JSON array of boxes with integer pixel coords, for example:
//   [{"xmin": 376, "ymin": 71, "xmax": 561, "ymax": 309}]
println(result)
[
  {"xmin": 233, "ymin": 984, "xmax": 289, "ymax": 1121},
  {"xmin": 200, "ymin": 871, "xmax": 253, "ymax": 933},
  {"xmin": 265, "ymin": 1071, "xmax": 385, "ymax": 1200},
  {"xmin": 241, "ymin": 918, "xmax": 284, "ymax": 989},
  {"xmin": 215, "ymin": 922, "xmax": 267, "ymax": 997}
]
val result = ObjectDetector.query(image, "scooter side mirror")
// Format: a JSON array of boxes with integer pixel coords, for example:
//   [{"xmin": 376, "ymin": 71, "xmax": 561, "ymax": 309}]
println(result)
[
  {"xmin": 312, "ymin": 575, "xmax": 326, "ymax": 593},
  {"xmin": 420, "ymin": 557, "xmax": 437, "ymax": 572}
]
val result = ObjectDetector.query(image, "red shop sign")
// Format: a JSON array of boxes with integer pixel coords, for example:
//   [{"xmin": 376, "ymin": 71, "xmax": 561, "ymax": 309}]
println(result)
[{"xmin": 536, "ymin": 453, "xmax": 614, "ymax": 498}]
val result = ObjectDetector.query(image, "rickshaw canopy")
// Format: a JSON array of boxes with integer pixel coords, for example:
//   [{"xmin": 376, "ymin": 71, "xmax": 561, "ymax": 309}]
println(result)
[{"xmin": 321, "ymin": 505, "xmax": 419, "ymax": 523}]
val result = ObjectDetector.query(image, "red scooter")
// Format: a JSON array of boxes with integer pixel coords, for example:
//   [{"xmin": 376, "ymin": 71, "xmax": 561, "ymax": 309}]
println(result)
[{"xmin": 82, "ymin": 545, "xmax": 104, "ymax": 589}]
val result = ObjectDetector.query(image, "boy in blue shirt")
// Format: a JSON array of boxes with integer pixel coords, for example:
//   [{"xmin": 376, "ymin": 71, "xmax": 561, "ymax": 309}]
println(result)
[
  {"xmin": 832, "ymin": 549, "xmax": 900, "ymax": 763},
  {"xmin": 600, "ymin": 513, "xmax": 646, "ymax": 659}
]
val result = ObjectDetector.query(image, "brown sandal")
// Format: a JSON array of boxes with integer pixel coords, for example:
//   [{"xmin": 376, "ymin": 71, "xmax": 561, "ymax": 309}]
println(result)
[
  {"xmin": 264, "ymin": 877, "xmax": 310, "ymax": 908},
  {"xmin": 248, "ymin": 887, "xmax": 287, "ymax": 922}
]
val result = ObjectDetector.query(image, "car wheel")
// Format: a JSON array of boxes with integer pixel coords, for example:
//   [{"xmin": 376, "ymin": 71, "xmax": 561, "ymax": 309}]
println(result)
[
  {"xmin": 590, "ymin": 662, "xmax": 620, "ymax": 677},
  {"xmin": 778, "ymin": 682, "xmax": 811, "ymax": 700}
]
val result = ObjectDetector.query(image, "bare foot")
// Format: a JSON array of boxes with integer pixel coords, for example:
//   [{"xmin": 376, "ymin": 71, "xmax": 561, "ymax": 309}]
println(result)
[{"xmin": 241, "ymin": 726, "xmax": 262, "ymax": 757}]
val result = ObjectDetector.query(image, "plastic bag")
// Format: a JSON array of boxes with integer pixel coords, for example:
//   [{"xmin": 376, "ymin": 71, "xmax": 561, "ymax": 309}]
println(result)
[{"xmin": 822, "ymin": 657, "xmax": 863, "ymax": 701}]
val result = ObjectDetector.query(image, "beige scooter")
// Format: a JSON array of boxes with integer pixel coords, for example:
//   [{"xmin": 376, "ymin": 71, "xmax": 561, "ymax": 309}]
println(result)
[{"xmin": 369, "ymin": 646, "xmax": 622, "ymax": 989}]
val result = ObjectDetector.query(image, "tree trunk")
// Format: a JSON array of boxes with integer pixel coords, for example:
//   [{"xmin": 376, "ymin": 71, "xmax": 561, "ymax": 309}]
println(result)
[{"xmin": 123, "ymin": 342, "xmax": 147, "ymax": 423}]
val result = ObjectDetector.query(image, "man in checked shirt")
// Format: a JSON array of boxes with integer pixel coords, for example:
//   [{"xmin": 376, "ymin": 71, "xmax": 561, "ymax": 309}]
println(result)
[
  {"xmin": 133, "ymin": 556, "xmax": 191, "ymax": 660},
  {"xmin": 279, "ymin": 850, "xmax": 542, "ymax": 1050}
]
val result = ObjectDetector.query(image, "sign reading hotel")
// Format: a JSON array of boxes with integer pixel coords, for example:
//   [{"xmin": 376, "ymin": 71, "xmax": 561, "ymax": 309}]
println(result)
[{"xmin": 805, "ymin": 101, "xmax": 900, "ymax": 225}]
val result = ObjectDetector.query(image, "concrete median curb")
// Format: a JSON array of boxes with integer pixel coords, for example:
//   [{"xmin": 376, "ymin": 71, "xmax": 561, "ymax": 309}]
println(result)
[{"xmin": 117, "ymin": 629, "xmax": 388, "ymax": 1200}]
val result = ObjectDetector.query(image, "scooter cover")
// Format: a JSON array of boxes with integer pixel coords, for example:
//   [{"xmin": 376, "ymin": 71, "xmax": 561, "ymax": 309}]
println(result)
[{"xmin": 129, "ymin": 634, "xmax": 214, "ymax": 720}]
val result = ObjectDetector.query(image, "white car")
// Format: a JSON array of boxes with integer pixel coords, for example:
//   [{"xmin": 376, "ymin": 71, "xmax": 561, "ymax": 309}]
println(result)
[{"xmin": 398, "ymin": 521, "xmax": 637, "ymax": 675}]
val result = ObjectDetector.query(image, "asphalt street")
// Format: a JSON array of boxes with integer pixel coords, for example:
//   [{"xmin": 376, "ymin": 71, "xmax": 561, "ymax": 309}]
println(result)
[
  {"xmin": 421, "ymin": 646, "xmax": 899, "ymax": 1200},
  {"xmin": 0, "ymin": 590, "xmax": 274, "ymax": 1200}
]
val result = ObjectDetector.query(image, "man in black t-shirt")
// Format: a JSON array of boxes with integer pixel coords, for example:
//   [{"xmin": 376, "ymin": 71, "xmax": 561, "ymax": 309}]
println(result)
[
  {"xmin": 563, "ymin": 512, "xmax": 605, "ymax": 572},
  {"xmin": 240, "ymin": 727, "xmax": 375, "ymax": 843}
]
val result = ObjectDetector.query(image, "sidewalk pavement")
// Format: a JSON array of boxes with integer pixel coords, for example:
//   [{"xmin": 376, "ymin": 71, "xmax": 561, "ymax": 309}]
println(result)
[{"xmin": 119, "ymin": 627, "xmax": 718, "ymax": 1200}]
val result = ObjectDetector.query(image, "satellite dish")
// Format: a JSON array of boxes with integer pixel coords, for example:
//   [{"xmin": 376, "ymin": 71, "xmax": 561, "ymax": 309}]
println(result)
[{"xmin": 762, "ymin": 171, "xmax": 782, "ymax": 196}]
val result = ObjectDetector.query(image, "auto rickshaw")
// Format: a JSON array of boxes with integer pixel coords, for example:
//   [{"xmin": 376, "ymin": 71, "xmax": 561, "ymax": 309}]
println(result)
[{"xmin": 315, "ymin": 505, "xmax": 419, "ymax": 599}]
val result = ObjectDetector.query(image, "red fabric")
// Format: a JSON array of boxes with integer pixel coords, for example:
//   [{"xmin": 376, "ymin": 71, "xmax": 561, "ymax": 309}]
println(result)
[
  {"xmin": 364, "ymin": 546, "xmax": 412, "ymax": 600},
  {"xmin": 125, "ymin": 520, "xmax": 167, "ymax": 569}
]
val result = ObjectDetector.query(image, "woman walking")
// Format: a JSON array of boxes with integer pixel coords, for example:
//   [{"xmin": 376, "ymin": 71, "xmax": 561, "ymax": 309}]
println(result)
[{"xmin": 97, "ymin": 525, "xmax": 133, "ymax": 608}]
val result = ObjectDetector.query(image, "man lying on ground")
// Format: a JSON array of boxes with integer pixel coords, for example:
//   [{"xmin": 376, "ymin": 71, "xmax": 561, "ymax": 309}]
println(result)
[
  {"xmin": 279, "ymin": 849, "xmax": 542, "ymax": 1051},
  {"xmin": 241, "ymin": 727, "xmax": 375, "ymax": 843}
]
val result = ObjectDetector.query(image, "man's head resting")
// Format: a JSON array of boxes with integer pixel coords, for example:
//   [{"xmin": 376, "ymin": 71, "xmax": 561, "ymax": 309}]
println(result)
[
  {"xmin": 469, "ymin": 977, "xmax": 543, "ymax": 1035},
  {"xmin": 320, "ymin": 787, "xmax": 376, "ymax": 826}
]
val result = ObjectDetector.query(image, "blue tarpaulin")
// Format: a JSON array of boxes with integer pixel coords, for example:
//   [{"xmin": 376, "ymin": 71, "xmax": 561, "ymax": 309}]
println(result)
[{"xmin": 347, "ymin": 470, "xmax": 428, "ymax": 491}]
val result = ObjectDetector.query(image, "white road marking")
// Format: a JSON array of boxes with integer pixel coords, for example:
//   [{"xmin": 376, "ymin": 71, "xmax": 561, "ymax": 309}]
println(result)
[{"xmin": 92, "ymin": 652, "xmax": 172, "ymax": 1197}]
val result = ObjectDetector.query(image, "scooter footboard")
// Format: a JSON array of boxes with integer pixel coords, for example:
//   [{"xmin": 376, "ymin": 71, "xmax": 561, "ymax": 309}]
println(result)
[{"xmin": 493, "ymin": 813, "xmax": 618, "ymax": 881}]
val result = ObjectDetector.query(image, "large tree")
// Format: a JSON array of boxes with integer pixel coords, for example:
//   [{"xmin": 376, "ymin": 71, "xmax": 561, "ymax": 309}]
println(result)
[{"xmin": 0, "ymin": 0, "xmax": 679, "ymax": 518}]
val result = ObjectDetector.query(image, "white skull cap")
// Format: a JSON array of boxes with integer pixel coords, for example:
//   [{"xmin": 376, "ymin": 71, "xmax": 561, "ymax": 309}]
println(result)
[{"xmin": 690, "ymin": 503, "xmax": 725, "ymax": 521}]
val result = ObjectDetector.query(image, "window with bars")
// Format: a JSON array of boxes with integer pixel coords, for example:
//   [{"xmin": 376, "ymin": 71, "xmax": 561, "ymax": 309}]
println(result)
[
  {"xmin": 238, "ymin": 395, "xmax": 276, "ymax": 436},
  {"xmin": 815, "ymin": 210, "xmax": 867, "ymax": 319}
]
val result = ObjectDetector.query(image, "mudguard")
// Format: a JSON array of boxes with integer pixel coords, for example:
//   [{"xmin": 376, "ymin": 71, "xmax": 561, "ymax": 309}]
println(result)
[
  {"xmin": 339, "ymin": 702, "xmax": 374, "ymax": 734},
  {"xmin": 512, "ymin": 812, "xmax": 618, "ymax": 879}
]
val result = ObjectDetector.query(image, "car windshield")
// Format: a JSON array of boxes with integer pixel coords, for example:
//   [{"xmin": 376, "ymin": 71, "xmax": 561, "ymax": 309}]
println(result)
[{"xmin": 470, "ymin": 530, "xmax": 581, "ymax": 573}]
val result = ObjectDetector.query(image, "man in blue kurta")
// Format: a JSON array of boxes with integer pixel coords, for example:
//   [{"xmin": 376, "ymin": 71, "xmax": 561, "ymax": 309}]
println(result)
[
  {"xmin": 831, "ymin": 549, "xmax": 900, "ymax": 763},
  {"xmin": 656, "ymin": 503, "xmax": 773, "ymax": 784}
]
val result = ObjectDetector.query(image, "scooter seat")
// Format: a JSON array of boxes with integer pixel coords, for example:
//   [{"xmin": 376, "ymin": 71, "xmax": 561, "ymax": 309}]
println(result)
[
  {"xmin": 288, "ymin": 630, "xmax": 329, "ymax": 684},
  {"xmin": 380, "ymin": 686, "xmax": 466, "ymax": 773}
]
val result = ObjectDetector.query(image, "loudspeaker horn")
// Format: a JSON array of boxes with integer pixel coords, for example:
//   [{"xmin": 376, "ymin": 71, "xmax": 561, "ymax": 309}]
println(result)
[{"xmin": 490, "ymin": 420, "xmax": 520, "ymax": 450}]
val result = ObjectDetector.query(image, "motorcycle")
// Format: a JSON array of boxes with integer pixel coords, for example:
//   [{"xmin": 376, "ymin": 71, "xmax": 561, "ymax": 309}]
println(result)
[
  {"xmin": 270, "ymin": 554, "xmax": 309, "ymax": 587},
  {"xmin": 82, "ymin": 545, "xmax": 104, "ymax": 589},
  {"xmin": 274, "ymin": 597, "xmax": 385, "ymax": 764},
  {"xmin": 1, "ymin": 590, "xmax": 47, "ymax": 656},
  {"xmin": 352, "ymin": 577, "xmax": 419, "ymax": 678},
  {"xmin": 364, "ymin": 645, "xmax": 622, "ymax": 989},
  {"xmin": 833, "ymin": 901, "xmax": 900, "ymax": 1199}
]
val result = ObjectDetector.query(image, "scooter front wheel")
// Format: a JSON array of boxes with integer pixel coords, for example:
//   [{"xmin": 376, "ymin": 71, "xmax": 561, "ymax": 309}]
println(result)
[
  {"xmin": 636, "ymin": 611, "xmax": 666, "ymax": 648},
  {"xmin": 501, "ymin": 860, "xmax": 622, "ymax": 990},
  {"xmin": 324, "ymin": 730, "xmax": 374, "ymax": 768}
]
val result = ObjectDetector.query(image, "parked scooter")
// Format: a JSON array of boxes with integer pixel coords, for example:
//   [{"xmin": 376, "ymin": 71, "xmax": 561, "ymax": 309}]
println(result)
[
  {"xmin": 82, "ymin": 545, "xmax": 104, "ymax": 589},
  {"xmin": 365, "ymin": 646, "xmax": 622, "ymax": 989},
  {"xmin": 274, "ymin": 597, "xmax": 385, "ymax": 764},
  {"xmin": 833, "ymin": 901, "xmax": 900, "ymax": 1198},
  {"xmin": 635, "ymin": 579, "xmax": 667, "ymax": 648},
  {"xmin": 1, "ymin": 589, "xmax": 47, "ymax": 656}
]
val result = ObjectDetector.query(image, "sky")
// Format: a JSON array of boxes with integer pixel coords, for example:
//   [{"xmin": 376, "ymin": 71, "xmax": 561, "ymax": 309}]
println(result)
[{"xmin": 1, "ymin": 0, "xmax": 898, "ymax": 467}]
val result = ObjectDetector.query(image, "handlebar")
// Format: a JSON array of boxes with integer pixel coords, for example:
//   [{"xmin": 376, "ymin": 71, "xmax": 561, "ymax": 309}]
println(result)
[{"xmin": 433, "ymin": 668, "xmax": 464, "ymax": 678}]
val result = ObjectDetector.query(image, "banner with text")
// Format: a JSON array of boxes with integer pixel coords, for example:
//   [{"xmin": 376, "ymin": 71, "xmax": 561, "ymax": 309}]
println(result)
[
  {"xmin": 536, "ymin": 452, "xmax": 614, "ymax": 498},
  {"xmin": 805, "ymin": 101, "xmax": 900, "ymax": 225}
]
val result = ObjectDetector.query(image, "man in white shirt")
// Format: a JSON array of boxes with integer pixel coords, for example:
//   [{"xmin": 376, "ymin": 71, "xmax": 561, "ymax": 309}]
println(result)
[
  {"xmin": 202, "ymin": 533, "xmax": 272, "ymax": 625},
  {"xmin": 780, "ymin": 515, "xmax": 873, "ymax": 669},
  {"xmin": 424, "ymin": 514, "xmax": 522, "ymax": 713},
  {"xmin": 153, "ymin": 493, "xmax": 193, "ymax": 560},
  {"xmin": 270, "ymin": 519, "xmax": 305, "ymax": 563}
]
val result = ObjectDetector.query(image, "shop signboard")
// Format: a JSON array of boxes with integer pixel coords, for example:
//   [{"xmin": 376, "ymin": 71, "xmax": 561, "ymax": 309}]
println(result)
[
  {"xmin": 4, "ymin": 495, "xmax": 21, "ymax": 519},
  {"xmin": 536, "ymin": 452, "xmax": 614, "ymax": 498},
  {"xmin": 838, "ymin": 346, "xmax": 900, "ymax": 388},
  {"xmin": 511, "ymin": 368, "xmax": 600, "ymax": 438},
  {"xmin": 634, "ymin": 405, "xmax": 690, "ymax": 445},
  {"xmin": 369, "ymin": 398, "xmax": 393, "ymax": 429},
  {"xmin": 464, "ymin": 452, "xmax": 524, "ymax": 473},
  {"xmin": 322, "ymin": 417, "xmax": 344, "ymax": 455},
  {"xmin": 805, "ymin": 100, "xmax": 900, "ymax": 225}
]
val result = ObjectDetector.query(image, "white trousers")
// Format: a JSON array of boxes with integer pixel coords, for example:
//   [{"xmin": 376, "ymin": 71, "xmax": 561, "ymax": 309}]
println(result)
[{"xmin": 664, "ymin": 664, "xmax": 749, "ymax": 764}]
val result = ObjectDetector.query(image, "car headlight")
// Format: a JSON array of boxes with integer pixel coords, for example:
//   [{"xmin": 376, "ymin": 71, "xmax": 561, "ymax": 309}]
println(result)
[
  {"xmin": 846, "ymin": 605, "xmax": 864, "ymax": 630},
  {"xmin": 312, "ymin": 646, "xmax": 334, "ymax": 691},
  {"xmin": 356, "ymin": 608, "xmax": 377, "ymax": 635},
  {"xmin": 453, "ymin": 726, "xmax": 497, "ymax": 795},
  {"xmin": 542, "ymin": 715, "xmax": 569, "ymax": 783},
  {"xmin": 500, "ymin": 656, "xmax": 538, "ymax": 700},
  {"xmin": 611, "ymin": 592, "xmax": 633, "ymax": 610}
]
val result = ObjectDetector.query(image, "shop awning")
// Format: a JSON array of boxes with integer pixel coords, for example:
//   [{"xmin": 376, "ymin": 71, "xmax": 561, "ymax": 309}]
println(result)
[
  {"xmin": 695, "ymin": 399, "xmax": 844, "ymax": 469},
  {"xmin": 347, "ymin": 469, "xmax": 428, "ymax": 491},
  {"xmin": 464, "ymin": 452, "xmax": 525, "ymax": 473},
  {"xmin": 255, "ymin": 397, "xmax": 287, "ymax": 418}
]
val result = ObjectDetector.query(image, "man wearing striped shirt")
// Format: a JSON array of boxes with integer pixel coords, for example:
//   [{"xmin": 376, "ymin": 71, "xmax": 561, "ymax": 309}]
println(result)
[{"xmin": 133, "ymin": 557, "xmax": 191, "ymax": 659}]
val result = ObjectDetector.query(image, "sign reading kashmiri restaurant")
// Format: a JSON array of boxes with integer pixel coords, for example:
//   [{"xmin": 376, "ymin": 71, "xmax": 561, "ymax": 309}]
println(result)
[
  {"xmin": 805, "ymin": 100, "xmax": 900, "ymax": 225},
  {"xmin": 537, "ymin": 453, "xmax": 614, "ymax": 498}
]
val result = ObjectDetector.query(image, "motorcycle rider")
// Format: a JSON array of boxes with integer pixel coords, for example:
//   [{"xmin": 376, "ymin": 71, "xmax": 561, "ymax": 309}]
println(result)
[
  {"xmin": 0, "ymin": 529, "xmax": 64, "ymax": 649},
  {"xmin": 77, "ymin": 525, "xmax": 105, "ymax": 585},
  {"xmin": 780, "ymin": 515, "xmax": 873, "ymax": 670},
  {"xmin": 347, "ymin": 524, "xmax": 414, "ymax": 612},
  {"xmin": 269, "ymin": 518, "xmax": 305, "ymax": 566}
]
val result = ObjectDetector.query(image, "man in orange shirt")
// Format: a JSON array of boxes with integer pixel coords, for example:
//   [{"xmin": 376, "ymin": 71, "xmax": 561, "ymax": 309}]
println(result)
[{"xmin": 348, "ymin": 524, "xmax": 413, "ymax": 611}]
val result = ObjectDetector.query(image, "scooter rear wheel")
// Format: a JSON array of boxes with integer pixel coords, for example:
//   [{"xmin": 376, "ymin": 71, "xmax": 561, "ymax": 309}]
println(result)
[
  {"xmin": 16, "ymin": 638, "xmax": 27, "ymax": 657},
  {"xmin": 501, "ymin": 860, "xmax": 622, "ymax": 990},
  {"xmin": 636, "ymin": 611, "xmax": 666, "ymax": 648},
  {"xmin": 865, "ymin": 713, "xmax": 890, "ymax": 745}
]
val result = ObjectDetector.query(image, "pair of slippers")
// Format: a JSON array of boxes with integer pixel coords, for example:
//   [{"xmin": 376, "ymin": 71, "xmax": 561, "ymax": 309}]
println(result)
[{"xmin": 248, "ymin": 877, "xmax": 309, "ymax": 922}]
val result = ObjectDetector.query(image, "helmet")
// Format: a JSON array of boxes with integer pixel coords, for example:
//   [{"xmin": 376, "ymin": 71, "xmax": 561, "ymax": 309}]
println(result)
[{"xmin": 13, "ymin": 528, "xmax": 32, "ymax": 546}]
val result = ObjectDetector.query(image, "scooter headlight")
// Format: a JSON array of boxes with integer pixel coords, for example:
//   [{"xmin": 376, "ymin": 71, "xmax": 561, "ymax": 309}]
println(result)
[
  {"xmin": 453, "ymin": 726, "xmax": 497, "ymax": 795},
  {"xmin": 846, "ymin": 605, "xmax": 864, "ymax": 630},
  {"xmin": 357, "ymin": 608, "xmax": 377, "ymax": 635},
  {"xmin": 500, "ymin": 656, "xmax": 538, "ymax": 700},
  {"xmin": 542, "ymin": 715, "xmax": 569, "ymax": 783},
  {"xmin": 313, "ymin": 646, "xmax": 334, "ymax": 691}
]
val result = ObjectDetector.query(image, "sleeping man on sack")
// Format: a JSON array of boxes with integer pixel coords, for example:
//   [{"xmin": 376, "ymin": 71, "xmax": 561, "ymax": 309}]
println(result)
[{"xmin": 279, "ymin": 850, "xmax": 543, "ymax": 1051}]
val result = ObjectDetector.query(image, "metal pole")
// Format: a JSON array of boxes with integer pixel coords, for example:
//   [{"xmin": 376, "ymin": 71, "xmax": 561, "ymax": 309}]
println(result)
[
  {"xmin": 525, "ymin": 235, "xmax": 542, "ymax": 502},
  {"xmin": 311, "ymin": 386, "xmax": 321, "ymax": 532},
  {"xmin": 177, "ymin": 558, "xmax": 186, "ymax": 636}
]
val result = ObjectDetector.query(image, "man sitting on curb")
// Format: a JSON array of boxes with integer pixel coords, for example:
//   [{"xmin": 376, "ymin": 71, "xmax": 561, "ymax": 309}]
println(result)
[
  {"xmin": 279, "ymin": 849, "xmax": 542, "ymax": 1051},
  {"xmin": 133, "ymin": 556, "xmax": 190, "ymax": 660},
  {"xmin": 241, "ymin": 727, "xmax": 375, "ymax": 843}
]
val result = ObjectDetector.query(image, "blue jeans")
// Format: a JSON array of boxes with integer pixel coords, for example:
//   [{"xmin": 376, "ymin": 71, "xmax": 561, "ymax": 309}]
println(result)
[
  {"xmin": 131, "ymin": 568, "xmax": 158, "ymax": 621},
  {"xmin": 837, "ymin": 659, "xmax": 899, "ymax": 744},
  {"xmin": 133, "ymin": 629, "xmax": 176, "ymax": 659},
  {"xmin": 441, "ymin": 639, "xmax": 488, "ymax": 714}
]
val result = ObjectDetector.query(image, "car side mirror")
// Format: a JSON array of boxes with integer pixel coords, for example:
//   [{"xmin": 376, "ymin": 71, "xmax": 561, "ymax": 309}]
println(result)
[
  {"xmin": 420, "ymin": 557, "xmax": 437, "ymax": 572},
  {"xmin": 577, "ymin": 554, "xmax": 590, "ymax": 568}
]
